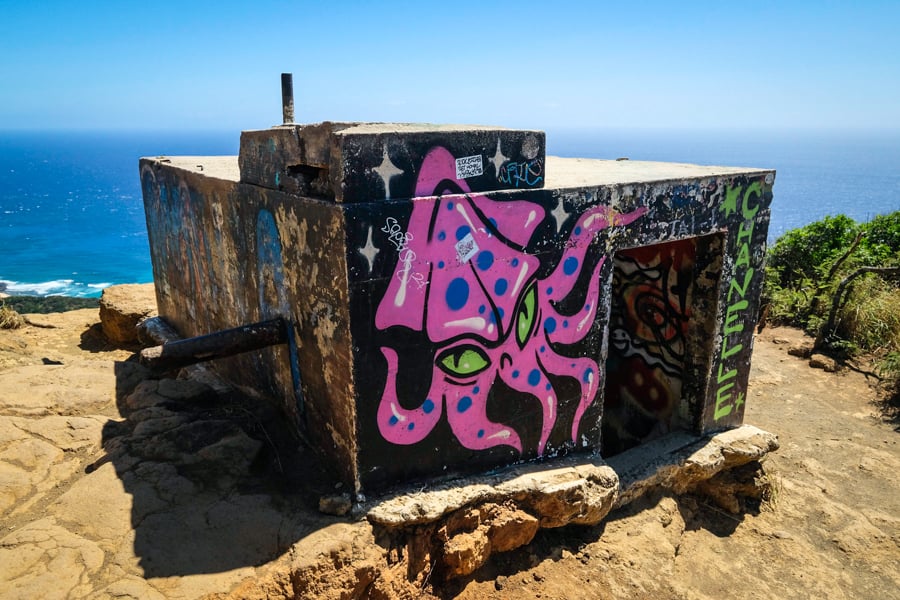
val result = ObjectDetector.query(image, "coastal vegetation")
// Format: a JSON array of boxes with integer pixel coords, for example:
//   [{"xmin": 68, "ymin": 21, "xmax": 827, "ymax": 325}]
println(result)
[
  {"xmin": 0, "ymin": 302, "xmax": 24, "ymax": 329},
  {"xmin": 763, "ymin": 210, "xmax": 900, "ymax": 401},
  {"xmin": 1, "ymin": 295, "xmax": 99, "ymax": 315},
  {"xmin": 0, "ymin": 295, "xmax": 99, "ymax": 329}
]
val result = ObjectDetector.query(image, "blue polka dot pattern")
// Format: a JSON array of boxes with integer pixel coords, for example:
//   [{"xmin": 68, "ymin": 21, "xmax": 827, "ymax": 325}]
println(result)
[
  {"xmin": 544, "ymin": 317, "xmax": 557, "ymax": 333},
  {"xmin": 446, "ymin": 278, "xmax": 469, "ymax": 310},
  {"xmin": 476, "ymin": 250, "xmax": 494, "ymax": 271}
]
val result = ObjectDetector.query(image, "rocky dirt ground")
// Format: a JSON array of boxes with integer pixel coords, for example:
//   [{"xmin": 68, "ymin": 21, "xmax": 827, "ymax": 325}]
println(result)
[{"xmin": 1, "ymin": 304, "xmax": 898, "ymax": 599}]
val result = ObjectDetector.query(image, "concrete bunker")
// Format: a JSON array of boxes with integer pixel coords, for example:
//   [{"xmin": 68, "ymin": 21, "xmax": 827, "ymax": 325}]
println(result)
[{"xmin": 138, "ymin": 117, "xmax": 774, "ymax": 497}]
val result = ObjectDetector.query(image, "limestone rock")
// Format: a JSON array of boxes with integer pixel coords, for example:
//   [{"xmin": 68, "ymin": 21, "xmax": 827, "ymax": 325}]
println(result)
[
  {"xmin": 367, "ymin": 461, "xmax": 619, "ymax": 529},
  {"xmin": 1, "ymin": 362, "xmax": 116, "ymax": 416},
  {"xmin": 319, "ymin": 493, "xmax": 352, "ymax": 516},
  {"xmin": 486, "ymin": 507, "xmax": 540, "ymax": 553},
  {"xmin": 10, "ymin": 415, "xmax": 105, "ymax": 452},
  {"xmin": 443, "ymin": 527, "xmax": 491, "ymax": 577},
  {"xmin": 787, "ymin": 343, "xmax": 813, "ymax": 358},
  {"xmin": 51, "ymin": 461, "xmax": 133, "ymax": 544},
  {"xmin": 0, "ymin": 419, "xmax": 65, "ymax": 515},
  {"xmin": 613, "ymin": 425, "xmax": 780, "ymax": 507},
  {"xmin": 99, "ymin": 284, "xmax": 157, "ymax": 345},
  {"xmin": 0, "ymin": 517, "xmax": 105, "ymax": 599},
  {"xmin": 809, "ymin": 353, "xmax": 840, "ymax": 372},
  {"xmin": 157, "ymin": 377, "xmax": 217, "ymax": 403},
  {"xmin": 89, "ymin": 578, "xmax": 168, "ymax": 600}
]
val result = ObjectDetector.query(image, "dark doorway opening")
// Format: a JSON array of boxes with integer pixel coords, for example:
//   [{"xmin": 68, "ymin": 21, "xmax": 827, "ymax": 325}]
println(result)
[{"xmin": 601, "ymin": 234, "xmax": 720, "ymax": 457}]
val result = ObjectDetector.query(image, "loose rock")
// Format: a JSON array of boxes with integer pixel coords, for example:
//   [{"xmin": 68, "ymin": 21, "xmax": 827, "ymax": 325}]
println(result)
[{"xmin": 99, "ymin": 284, "xmax": 157, "ymax": 345}]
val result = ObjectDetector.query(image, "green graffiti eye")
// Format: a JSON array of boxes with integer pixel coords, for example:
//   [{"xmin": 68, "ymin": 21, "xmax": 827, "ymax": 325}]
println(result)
[
  {"xmin": 437, "ymin": 345, "xmax": 490, "ymax": 377},
  {"xmin": 515, "ymin": 282, "xmax": 537, "ymax": 347}
]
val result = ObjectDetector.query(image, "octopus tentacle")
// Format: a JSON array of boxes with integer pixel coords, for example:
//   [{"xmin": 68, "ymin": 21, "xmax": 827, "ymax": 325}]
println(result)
[
  {"xmin": 377, "ymin": 347, "xmax": 443, "ymax": 445},
  {"xmin": 547, "ymin": 206, "xmax": 648, "ymax": 303},
  {"xmin": 444, "ymin": 374, "xmax": 523, "ymax": 452},
  {"xmin": 496, "ymin": 356, "xmax": 557, "ymax": 455}
]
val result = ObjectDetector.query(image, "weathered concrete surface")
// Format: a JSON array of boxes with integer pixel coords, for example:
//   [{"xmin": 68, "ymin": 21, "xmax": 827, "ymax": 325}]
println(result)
[
  {"xmin": 367, "ymin": 425, "xmax": 777, "ymax": 528},
  {"xmin": 143, "ymin": 137, "xmax": 775, "ymax": 493},
  {"xmin": 141, "ymin": 158, "xmax": 357, "ymax": 490},
  {"xmin": 609, "ymin": 424, "xmax": 779, "ymax": 508},
  {"xmin": 239, "ymin": 122, "xmax": 546, "ymax": 201}
]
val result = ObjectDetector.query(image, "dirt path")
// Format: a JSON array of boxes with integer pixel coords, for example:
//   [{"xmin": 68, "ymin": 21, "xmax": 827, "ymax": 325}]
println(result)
[
  {"xmin": 450, "ymin": 327, "xmax": 900, "ymax": 599},
  {"xmin": 1, "ymin": 311, "xmax": 898, "ymax": 599}
]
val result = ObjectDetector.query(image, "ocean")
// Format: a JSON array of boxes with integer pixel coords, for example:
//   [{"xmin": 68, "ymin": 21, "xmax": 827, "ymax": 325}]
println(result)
[{"xmin": 1, "ymin": 128, "xmax": 898, "ymax": 298}]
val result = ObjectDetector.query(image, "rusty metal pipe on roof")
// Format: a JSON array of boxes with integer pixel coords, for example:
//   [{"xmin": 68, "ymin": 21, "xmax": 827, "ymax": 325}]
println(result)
[{"xmin": 281, "ymin": 73, "xmax": 294, "ymax": 124}]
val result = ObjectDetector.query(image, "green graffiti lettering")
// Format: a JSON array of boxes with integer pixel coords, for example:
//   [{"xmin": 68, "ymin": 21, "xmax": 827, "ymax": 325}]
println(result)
[
  {"xmin": 727, "ymin": 268, "xmax": 754, "ymax": 303},
  {"xmin": 737, "ymin": 218, "xmax": 755, "ymax": 244},
  {"xmin": 720, "ymin": 185, "xmax": 740, "ymax": 219},
  {"xmin": 714, "ymin": 383, "xmax": 735, "ymax": 420},
  {"xmin": 717, "ymin": 361, "xmax": 737, "ymax": 384},
  {"xmin": 724, "ymin": 311, "xmax": 745, "ymax": 336},
  {"xmin": 736, "ymin": 241, "xmax": 751, "ymax": 269},
  {"xmin": 741, "ymin": 181, "xmax": 762, "ymax": 220},
  {"xmin": 722, "ymin": 335, "xmax": 743, "ymax": 360},
  {"xmin": 723, "ymin": 300, "xmax": 750, "ymax": 336},
  {"xmin": 713, "ymin": 178, "xmax": 766, "ymax": 422}
]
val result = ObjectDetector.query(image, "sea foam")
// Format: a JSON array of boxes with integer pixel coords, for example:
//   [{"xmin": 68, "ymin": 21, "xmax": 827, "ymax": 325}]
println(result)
[{"xmin": 0, "ymin": 279, "xmax": 109, "ymax": 298}]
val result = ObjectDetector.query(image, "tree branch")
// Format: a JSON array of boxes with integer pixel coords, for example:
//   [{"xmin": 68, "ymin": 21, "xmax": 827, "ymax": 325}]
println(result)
[{"xmin": 817, "ymin": 266, "xmax": 900, "ymax": 348}]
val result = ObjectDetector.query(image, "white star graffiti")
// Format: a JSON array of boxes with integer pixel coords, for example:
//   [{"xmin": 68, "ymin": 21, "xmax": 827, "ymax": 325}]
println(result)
[
  {"xmin": 550, "ymin": 197, "xmax": 569, "ymax": 233},
  {"xmin": 489, "ymin": 137, "xmax": 508, "ymax": 175},
  {"xmin": 358, "ymin": 226, "xmax": 379, "ymax": 273},
  {"xmin": 373, "ymin": 146, "xmax": 403, "ymax": 199}
]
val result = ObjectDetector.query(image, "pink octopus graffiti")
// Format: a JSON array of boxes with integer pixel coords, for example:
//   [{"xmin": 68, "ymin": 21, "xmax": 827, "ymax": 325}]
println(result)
[{"xmin": 375, "ymin": 147, "xmax": 647, "ymax": 455}]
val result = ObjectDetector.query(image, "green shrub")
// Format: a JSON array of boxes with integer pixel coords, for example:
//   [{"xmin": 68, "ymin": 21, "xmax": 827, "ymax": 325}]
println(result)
[
  {"xmin": 763, "ymin": 211, "xmax": 900, "ymax": 357},
  {"xmin": 836, "ymin": 274, "xmax": 900, "ymax": 353},
  {"xmin": 863, "ymin": 212, "xmax": 900, "ymax": 258},
  {"xmin": 767, "ymin": 214, "xmax": 859, "ymax": 289},
  {"xmin": 880, "ymin": 351, "xmax": 900, "ymax": 379},
  {"xmin": 2, "ymin": 295, "xmax": 99, "ymax": 314}
]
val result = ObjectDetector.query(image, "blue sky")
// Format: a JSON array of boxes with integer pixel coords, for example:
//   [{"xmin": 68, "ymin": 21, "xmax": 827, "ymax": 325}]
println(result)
[{"xmin": 1, "ymin": 0, "xmax": 898, "ymax": 132}]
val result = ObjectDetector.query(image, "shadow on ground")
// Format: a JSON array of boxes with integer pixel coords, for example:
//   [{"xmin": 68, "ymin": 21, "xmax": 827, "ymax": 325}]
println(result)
[{"xmin": 94, "ymin": 358, "xmax": 339, "ymax": 577}]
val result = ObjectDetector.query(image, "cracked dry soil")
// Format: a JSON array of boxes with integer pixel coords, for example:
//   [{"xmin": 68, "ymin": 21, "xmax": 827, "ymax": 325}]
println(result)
[{"xmin": 1, "ymin": 309, "xmax": 898, "ymax": 599}]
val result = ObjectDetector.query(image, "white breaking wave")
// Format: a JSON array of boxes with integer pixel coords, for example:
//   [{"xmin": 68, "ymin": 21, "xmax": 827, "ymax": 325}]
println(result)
[{"xmin": 0, "ymin": 279, "xmax": 110, "ymax": 298}]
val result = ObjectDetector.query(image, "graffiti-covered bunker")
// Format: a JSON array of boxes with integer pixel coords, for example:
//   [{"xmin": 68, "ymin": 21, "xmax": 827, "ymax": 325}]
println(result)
[{"xmin": 140, "ymin": 122, "xmax": 774, "ymax": 494}]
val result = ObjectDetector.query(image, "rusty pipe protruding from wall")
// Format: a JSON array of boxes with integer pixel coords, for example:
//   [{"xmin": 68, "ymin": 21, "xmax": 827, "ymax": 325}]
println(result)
[
  {"xmin": 281, "ymin": 73, "xmax": 295, "ymax": 124},
  {"xmin": 139, "ymin": 317, "xmax": 288, "ymax": 371}
]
